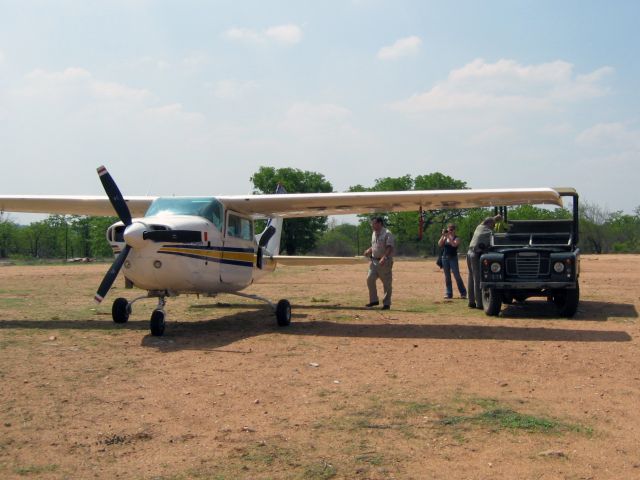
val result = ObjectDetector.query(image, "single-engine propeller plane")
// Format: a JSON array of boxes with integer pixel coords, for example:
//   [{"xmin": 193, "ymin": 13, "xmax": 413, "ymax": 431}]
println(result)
[{"xmin": 0, "ymin": 167, "xmax": 563, "ymax": 336}]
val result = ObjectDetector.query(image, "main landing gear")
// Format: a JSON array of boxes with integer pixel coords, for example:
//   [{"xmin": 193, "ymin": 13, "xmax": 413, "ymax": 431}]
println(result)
[
  {"xmin": 110, "ymin": 292, "xmax": 292, "ymax": 337},
  {"xmin": 230, "ymin": 292, "xmax": 292, "ymax": 327}
]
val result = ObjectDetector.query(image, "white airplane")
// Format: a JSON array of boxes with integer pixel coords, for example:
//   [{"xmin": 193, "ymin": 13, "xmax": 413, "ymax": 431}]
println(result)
[{"xmin": 0, "ymin": 166, "xmax": 563, "ymax": 336}]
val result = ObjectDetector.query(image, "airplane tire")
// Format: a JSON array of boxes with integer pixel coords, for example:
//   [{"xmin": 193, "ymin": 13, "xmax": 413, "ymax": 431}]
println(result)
[
  {"xmin": 482, "ymin": 288, "xmax": 502, "ymax": 316},
  {"xmin": 276, "ymin": 299, "xmax": 291, "ymax": 327},
  {"xmin": 150, "ymin": 309, "xmax": 166, "ymax": 336},
  {"xmin": 112, "ymin": 297, "xmax": 130, "ymax": 324}
]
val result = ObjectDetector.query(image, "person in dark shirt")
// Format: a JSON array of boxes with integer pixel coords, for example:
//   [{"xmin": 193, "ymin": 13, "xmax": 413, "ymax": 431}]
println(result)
[{"xmin": 437, "ymin": 223, "xmax": 467, "ymax": 299}]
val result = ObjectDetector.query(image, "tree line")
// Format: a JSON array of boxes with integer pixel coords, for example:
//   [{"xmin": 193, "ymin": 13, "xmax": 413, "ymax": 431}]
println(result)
[{"xmin": 1, "ymin": 167, "xmax": 638, "ymax": 260}]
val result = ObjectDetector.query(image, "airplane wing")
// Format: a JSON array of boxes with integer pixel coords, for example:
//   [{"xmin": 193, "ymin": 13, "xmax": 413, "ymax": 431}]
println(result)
[
  {"xmin": 218, "ymin": 188, "xmax": 563, "ymax": 218},
  {"xmin": 272, "ymin": 255, "xmax": 368, "ymax": 266},
  {"xmin": 0, "ymin": 195, "xmax": 156, "ymax": 217},
  {"xmin": 0, "ymin": 188, "xmax": 562, "ymax": 219}
]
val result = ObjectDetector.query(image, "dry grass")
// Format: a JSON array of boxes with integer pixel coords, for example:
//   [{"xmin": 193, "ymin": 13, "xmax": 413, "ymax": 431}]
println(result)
[{"xmin": 0, "ymin": 255, "xmax": 639, "ymax": 479}]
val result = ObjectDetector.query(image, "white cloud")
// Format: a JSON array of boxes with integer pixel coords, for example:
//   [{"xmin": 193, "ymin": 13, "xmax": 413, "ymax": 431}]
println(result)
[
  {"xmin": 15, "ymin": 67, "xmax": 151, "ymax": 102},
  {"xmin": 223, "ymin": 24, "xmax": 303, "ymax": 46},
  {"xmin": 377, "ymin": 36, "xmax": 422, "ymax": 60},
  {"xmin": 224, "ymin": 27, "xmax": 264, "ymax": 44},
  {"xmin": 576, "ymin": 123, "xmax": 640, "ymax": 150},
  {"xmin": 210, "ymin": 79, "xmax": 258, "ymax": 100},
  {"xmin": 279, "ymin": 102, "xmax": 357, "ymax": 138},
  {"xmin": 265, "ymin": 24, "xmax": 303, "ymax": 44},
  {"xmin": 390, "ymin": 58, "xmax": 613, "ymax": 113},
  {"xmin": 182, "ymin": 52, "xmax": 209, "ymax": 68}
]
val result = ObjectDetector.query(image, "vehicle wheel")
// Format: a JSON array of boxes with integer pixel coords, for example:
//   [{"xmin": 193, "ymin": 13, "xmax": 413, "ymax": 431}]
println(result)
[
  {"xmin": 150, "ymin": 309, "xmax": 166, "ymax": 336},
  {"xmin": 555, "ymin": 282, "xmax": 580, "ymax": 318},
  {"xmin": 482, "ymin": 288, "xmax": 502, "ymax": 316},
  {"xmin": 275, "ymin": 299, "xmax": 291, "ymax": 327},
  {"xmin": 112, "ymin": 297, "xmax": 130, "ymax": 324}
]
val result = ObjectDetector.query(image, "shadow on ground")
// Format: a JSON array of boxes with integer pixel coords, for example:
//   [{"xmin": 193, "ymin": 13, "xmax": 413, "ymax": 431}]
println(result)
[
  {"xmin": 499, "ymin": 299, "xmax": 638, "ymax": 321},
  {"xmin": 1, "ymin": 303, "xmax": 631, "ymax": 353}
]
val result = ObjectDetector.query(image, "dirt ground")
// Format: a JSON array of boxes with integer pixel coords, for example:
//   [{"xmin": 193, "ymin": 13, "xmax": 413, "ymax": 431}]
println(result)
[{"xmin": 0, "ymin": 254, "xmax": 639, "ymax": 479}]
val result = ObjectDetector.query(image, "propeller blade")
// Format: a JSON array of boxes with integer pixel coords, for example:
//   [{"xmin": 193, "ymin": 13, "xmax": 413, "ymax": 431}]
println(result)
[
  {"xmin": 97, "ymin": 165, "xmax": 132, "ymax": 226},
  {"xmin": 94, "ymin": 245, "xmax": 131, "ymax": 303},
  {"xmin": 143, "ymin": 230, "xmax": 202, "ymax": 243}
]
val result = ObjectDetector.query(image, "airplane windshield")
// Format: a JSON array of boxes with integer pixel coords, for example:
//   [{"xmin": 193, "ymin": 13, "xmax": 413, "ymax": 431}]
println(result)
[{"xmin": 145, "ymin": 197, "xmax": 223, "ymax": 229}]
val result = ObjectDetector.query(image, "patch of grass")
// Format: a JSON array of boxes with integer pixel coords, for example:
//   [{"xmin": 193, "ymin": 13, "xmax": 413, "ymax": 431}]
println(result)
[
  {"xmin": 355, "ymin": 453, "xmax": 384, "ymax": 466},
  {"xmin": 439, "ymin": 398, "xmax": 591, "ymax": 435},
  {"xmin": 310, "ymin": 297, "xmax": 329, "ymax": 303},
  {"xmin": 0, "ymin": 298, "xmax": 28, "ymax": 307},
  {"xmin": 394, "ymin": 400, "xmax": 436, "ymax": 416},
  {"xmin": 13, "ymin": 464, "xmax": 59, "ymax": 475},
  {"xmin": 402, "ymin": 300, "xmax": 439, "ymax": 313},
  {"xmin": 238, "ymin": 442, "xmax": 297, "ymax": 467},
  {"xmin": 302, "ymin": 460, "xmax": 337, "ymax": 479}
]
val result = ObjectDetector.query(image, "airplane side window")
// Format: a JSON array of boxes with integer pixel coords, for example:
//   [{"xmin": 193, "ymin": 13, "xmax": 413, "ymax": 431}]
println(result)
[
  {"xmin": 227, "ymin": 214, "xmax": 239, "ymax": 237},
  {"xmin": 240, "ymin": 218, "xmax": 253, "ymax": 241},
  {"xmin": 227, "ymin": 214, "xmax": 252, "ymax": 240}
]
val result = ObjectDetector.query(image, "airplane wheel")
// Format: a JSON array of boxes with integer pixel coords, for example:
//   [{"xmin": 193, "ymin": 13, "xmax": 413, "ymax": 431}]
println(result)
[
  {"xmin": 275, "ymin": 299, "xmax": 291, "ymax": 327},
  {"xmin": 150, "ymin": 309, "xmax": 166, "ymax": 336},
  {"xmin": 112, "ymin": 297, "xmax": 130, "ymax": 324}
]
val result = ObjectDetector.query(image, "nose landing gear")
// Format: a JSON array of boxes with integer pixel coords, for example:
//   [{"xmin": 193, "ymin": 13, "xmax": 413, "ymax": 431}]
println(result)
[
  {"xmin": 110, "ymin": 294, "xmax": 169, "ymax": 336},
  {"xmin": 150, "ymin": 297, "xmax": 167, "ymax": 336}
]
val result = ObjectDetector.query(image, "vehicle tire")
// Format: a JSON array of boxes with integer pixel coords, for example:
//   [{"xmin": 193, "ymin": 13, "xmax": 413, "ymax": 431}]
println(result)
[
  {"xmin": 275, "ymin": 299, "xmax": 291, "ymax": 327},
  {"xmin": 555, "ymin": 282, "xmax": 580, "ymax": 318},
  {"xmin": 150, "ymin": 309, "xmax": 166, "ymax": 336},
  {"xmin": 482, "ymin": 288, "xmax": 502, "ymax": 316},
  {"xmin": 112, "ymin": 297, "xmax": 130, "ymax": 324}
]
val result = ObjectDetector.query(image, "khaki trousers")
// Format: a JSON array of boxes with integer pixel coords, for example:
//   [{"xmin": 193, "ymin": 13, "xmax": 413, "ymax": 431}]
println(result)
[{"xmin": 367, "ymin": 258, "xmax": 393, "ymax": 306}]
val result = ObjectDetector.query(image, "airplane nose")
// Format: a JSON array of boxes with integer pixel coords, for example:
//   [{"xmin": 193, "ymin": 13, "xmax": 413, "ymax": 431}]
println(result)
[{"xmin": 123, "ymin": 222, "xmax": 148, "ymax": 249}]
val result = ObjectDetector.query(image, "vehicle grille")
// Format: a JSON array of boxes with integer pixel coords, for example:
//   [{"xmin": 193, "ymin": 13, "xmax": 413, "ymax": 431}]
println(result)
[{"xmin": 506, "ymin": 252, "xmax": 550, "ymax": 278}]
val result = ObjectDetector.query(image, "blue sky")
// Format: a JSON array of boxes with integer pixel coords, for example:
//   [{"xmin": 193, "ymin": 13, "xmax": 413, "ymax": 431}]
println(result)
[{"xmin": 1, "ymin": 1, "xmax": 639, "ymax": 223}]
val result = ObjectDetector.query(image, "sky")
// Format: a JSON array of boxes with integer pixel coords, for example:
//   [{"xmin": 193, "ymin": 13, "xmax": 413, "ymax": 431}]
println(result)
[{"xmin": 1, "ymin": 0, "xmax": 639, "ymax": 224}]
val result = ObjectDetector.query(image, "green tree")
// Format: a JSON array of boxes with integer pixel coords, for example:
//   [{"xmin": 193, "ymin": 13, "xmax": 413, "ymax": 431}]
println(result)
[
  {"xmin": 350, "ymin": 172, "xmax": 469, "ymax": 256},
  {"xmin": 89, "ymin": 216, "xmax": 119, "ymax": 258},
  {"xmin": 0, "ymin": 214, "xmax": 19, "ymax": 258},
  {"xmin": 312, "ymin": 222, "xmax": 367, "ymax": 256},
  {"xmin": 579, "ymin": 202, "xmax": 610, "ymax": 254},
  {"xmin": 250, "ymin": 166, "xmax": 333, "ymax": 255}
]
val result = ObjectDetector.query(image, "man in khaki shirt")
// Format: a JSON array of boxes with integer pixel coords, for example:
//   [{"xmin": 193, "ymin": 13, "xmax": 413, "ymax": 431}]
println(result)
[
  {"xmin": 467, "ymin": 214, "xmax": 502, "ymax": 309},
  {"xmin": 363, "ymin": 217, "xmax": 395, "ymax": 310}
]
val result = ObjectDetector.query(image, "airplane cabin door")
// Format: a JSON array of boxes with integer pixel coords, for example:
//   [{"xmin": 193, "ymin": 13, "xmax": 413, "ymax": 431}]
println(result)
[{"xmin": 220, "ymin": 211, "xmax": 255, "ymax": 286}]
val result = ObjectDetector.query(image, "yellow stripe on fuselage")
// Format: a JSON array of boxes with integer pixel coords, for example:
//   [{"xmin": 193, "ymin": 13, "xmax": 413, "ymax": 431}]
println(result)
[{"xmin": 158, "ymin": 246, "xmax": 255, "ymax": 263}]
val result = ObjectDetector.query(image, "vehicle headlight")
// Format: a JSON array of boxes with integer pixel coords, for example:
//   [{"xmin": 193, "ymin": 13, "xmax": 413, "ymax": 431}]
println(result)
[
  {"xmin": 553, "ymin": 261, "xmax": 565, "ymax": 273},
  {"xmin": 490, "ymin": 262, "xmax": 502, "ymax": 273}
]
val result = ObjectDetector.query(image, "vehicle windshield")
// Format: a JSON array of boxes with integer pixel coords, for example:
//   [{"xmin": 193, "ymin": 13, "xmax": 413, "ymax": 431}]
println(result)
[{"xmin": 145, "ymin": 197, "xmax": 223, "ymax": 229}]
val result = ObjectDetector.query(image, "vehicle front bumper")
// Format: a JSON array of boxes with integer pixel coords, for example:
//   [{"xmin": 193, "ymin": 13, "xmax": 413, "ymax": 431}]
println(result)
[{"xmin": 480, "ymin": 281, "xmax": 577, "ymax": 290}]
